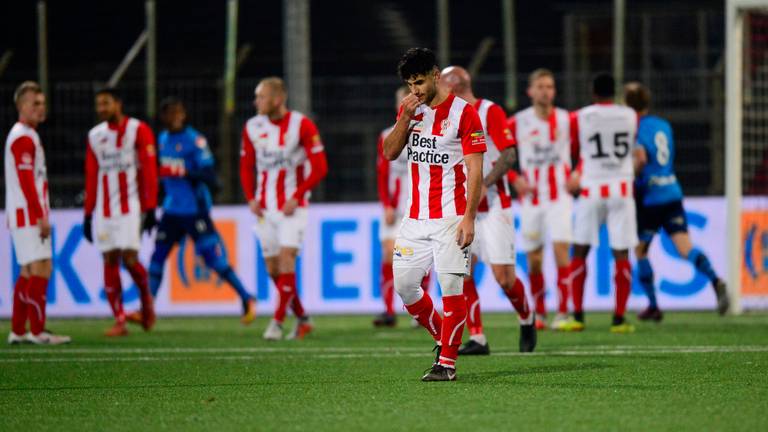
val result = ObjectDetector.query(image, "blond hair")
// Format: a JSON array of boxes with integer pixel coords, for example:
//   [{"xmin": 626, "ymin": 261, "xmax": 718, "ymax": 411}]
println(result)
[
  {"xmin": 14, "ymin": 81, "xmax": 42, "ymax": 106},
  {"xmin": 528, "ymin": 68, "xmax": 555, "ymax": 87}
]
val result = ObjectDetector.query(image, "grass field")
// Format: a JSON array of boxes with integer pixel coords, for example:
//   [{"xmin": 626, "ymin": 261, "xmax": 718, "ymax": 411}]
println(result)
[{"xmin": 1, "ymin": 312, "xmax": 767, "ymax": 431}]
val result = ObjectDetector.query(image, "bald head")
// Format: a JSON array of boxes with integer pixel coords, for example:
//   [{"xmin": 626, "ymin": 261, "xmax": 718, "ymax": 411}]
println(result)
[{"xmin": 440, "ymin": 66, "xmax": 472, "ymax": 97}]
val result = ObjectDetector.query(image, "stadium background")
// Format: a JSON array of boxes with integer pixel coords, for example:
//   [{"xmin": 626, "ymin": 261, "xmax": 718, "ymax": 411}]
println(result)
[{"xmin": 1, "ymin": 0, "xmax": 766, "ymax": 316}]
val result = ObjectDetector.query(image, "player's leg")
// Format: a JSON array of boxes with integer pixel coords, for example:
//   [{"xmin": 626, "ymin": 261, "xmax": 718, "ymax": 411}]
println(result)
[
  {"xmin": 8, "ymin": 264, "xmax": 30, "ymax": 343},
  {"xmin": 146, "ymin": 214, "xmax": 185, "ymax": 298},
  {"xmin": 274, "ymin": 209, "xmax": 312, "ymax": 339},
  {"xmin": 490, "ymin": 263, "xmax": 537, "ymax": 352},
  {"xmin": 664, "ymin": 202, "xmax": 729, "ymax": 315},
  {"xmin": 393, "ymin": 220, "xmax": 443, "ymax": 359},
  {"xmin": 192, "ymin": 220, "xmax": 256, "ymax": 322},
  {"xmin": 459, "ymin": 255, "xmax": 489, "ymax": 354},
  {"xmin": 253, "ymin": 212, "xmax": 285, "ymax": 339},
  {"xmin": 551, "ymin": 241, "xmax": 572, "ymax": 329},
  {"xmin": 635, "ymin": 240, "xmax": 663, "ymax": 322},
  {"xmin": 373, "ymin": 237, "xmax": 397, "ymax": 327},
  {"xmin": 103, "ymin": 249, "xmax": 128, "ymax": 337},
  {"xmin": 635, "ymin": 200, "xmax": 662, "ymax": 320},
  {"xmin": 121, "ymin": 249, "xmax": 155, "ymax": 331},
  {"xmin": 520, "ymin": 203, "xmax": 546, "ymax": 327},
  {"xmin": 606, "ymin": 197, "xmax": 639, "ymax": 333},
  {"xmin": 569, "ymin": 197, "xmax": 600, "ymax": 329},
  {"xmin": 25, "ymin": 258, "xmax": 70, "ymax": 344},
  {"xmin": 546, "ymin": 197, "xmax": 574, "ymax": 330},
  {"xmin": 527, "ymin": 247, "xmax": 547, "ymax": 328}
]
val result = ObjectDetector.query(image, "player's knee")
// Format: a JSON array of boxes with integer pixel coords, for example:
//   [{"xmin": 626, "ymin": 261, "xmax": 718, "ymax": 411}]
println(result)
[
  {"xmin": 121, "ymin": 251, "xmax": 138, "ymax": 267},
  {"xmin": 393, "ymin": 267, "xmax": 424, "ymax": 305},
  {"xmin": 437, "ymin": 273, "xmax": 463, "ymax": 297}
]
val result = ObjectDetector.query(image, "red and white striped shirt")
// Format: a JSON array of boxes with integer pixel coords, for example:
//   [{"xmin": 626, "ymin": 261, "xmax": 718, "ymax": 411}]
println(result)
[
  {"xmin": 507, "ymin": 107, "xmax": 572, "ymax": 206},
  {"xmin": 377, "ymin": 125, "xmax": 409, "ymax": 212},
  {"xmin": 474, "ymin": 99, "xmax": 514, "ymax": 212},
  {"xmin": 240, "ymin": 111, "xmax": 328, "ymax": 211},
  {"xmin": 570, "ymin": 103, "xmax": 638, "ymax": 199},
  {"xmin": 399, "ymin": 94, "xmax": 486, "ymax": 220},
  {"xmin": 84, "ymin": 117, "xmax": 158, "ymax": 219},
  {"xmin": 4, "ymin": 122, "xmax": 49, "ymax": 229}
]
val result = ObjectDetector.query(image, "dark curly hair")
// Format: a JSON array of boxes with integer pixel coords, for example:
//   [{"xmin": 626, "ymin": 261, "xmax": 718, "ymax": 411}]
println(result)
[{"xmin": 397, "ymin": 48, "xmax": 438, "ymax": 81}]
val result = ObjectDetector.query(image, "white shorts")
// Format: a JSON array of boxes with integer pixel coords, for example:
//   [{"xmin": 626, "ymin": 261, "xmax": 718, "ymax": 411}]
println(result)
[
  {"xmin": 379, "ymin": 210, "xmax": 404, "ymax": 241},
  {"xmin": 253, "ymin": 208, "xmax": 308, "ymax": 258},
  {"xmin": 392, "ymin": 216, "xmax": 471, "ymax": 275},
  {"xmin": 11, "ymin": 226, "xmax": 52, "ymax": 265},
  {"xmin": 94, "ymin": 213, "xmax": 141, "ymax": 253},
  {"xmin": 573, "ymin": 196, "xmax": 638, "ymax": 250},
  {"xmin": 519, "ymin": 198, "xmax": 574, "ymax": 252},
  {"xmin": 473, "ymin": 209, "xmax": 515, "ymax": 265}
]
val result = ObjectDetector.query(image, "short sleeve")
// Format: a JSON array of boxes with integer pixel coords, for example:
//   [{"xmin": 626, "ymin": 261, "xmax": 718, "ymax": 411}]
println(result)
[{"xmin": 458, "ymin": 104, "xmax": 486, "ymax": 155}]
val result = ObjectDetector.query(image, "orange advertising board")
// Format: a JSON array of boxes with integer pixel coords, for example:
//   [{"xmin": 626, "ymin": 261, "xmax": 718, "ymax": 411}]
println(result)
[
  {"xmin": 742, "ymin": 211, "xmax": 768, "ymax": 296},
  {"xmin": 169, "ymin": 220, "xmax": 238, "ymax": 303}
]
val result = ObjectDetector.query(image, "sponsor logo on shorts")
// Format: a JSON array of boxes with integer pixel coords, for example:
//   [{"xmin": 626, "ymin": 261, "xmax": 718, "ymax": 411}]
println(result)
[{"xmin": 393, "ymin": 245, "xmax": 414, "ymax": 258}]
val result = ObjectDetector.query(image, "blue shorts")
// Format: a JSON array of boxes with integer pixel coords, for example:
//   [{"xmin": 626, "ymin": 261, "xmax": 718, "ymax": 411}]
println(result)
[
  {"xmin": 156, "ymin": 213, "xmax": 218, "ymax": 246},
  {"xmin": 636, "ymin": 200, "xmax": 688, "ymax": 244}
]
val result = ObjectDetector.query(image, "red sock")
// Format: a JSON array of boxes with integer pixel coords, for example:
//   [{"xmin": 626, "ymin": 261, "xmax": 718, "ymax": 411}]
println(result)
[
  {"xmin": 570, "ymin": 258, "xmax": 587, "ymax": 314},
  {"xmin": 126, "ymin": 262, "xmax": 152, "ymax": 308},
  {"xmin": 530, "ymin": 272, "xmax": 546, "ymax": 317},
  {"xmin": 557, "ymin": 266, "xmax": 570, "ymax": 314},
  {"xmin": 420, "ymin": 272, "xmax": 431, "ymax": 292},
  {"xmin": 381, "ymin": 263, "xmax": 395, "ymax": 315},
  {"xmin": 504, "ymin": 278, "xmax": 531, "ymax": 321},
  {"xmin": 104, "ymin": 263, "xmax": 125, "ymax": 324},
  {"xmin": 615, "ymin": 259, "xmax": 632, "ymax": 318},
  {"xmin": 463, "ymin": 278, "xmax": 483, "ymax": 335},
  {"xmin": 274, "ymin": 273, "xmax": 295, "ymax": 323},
  {"xmin": 291, "ymin": 286, "xmax": 306, "ymax": 319},
  {"xmin": 26, "ymin": 276, "xmax": 48, "ymax": 335},
  {"xmin": 11, "ymin": 276, "xmax": 29, "ymax": 336},
  {"xmin": 405, "ymin": 291, "xmax": 442, "ymax": 342},
  {"xmin": 271, "ymin": 274, "xmax": 304, "ymax": 318},
  {"xmin": 439, "ymin": 294, "xmax": 467, "ymax": 369}
]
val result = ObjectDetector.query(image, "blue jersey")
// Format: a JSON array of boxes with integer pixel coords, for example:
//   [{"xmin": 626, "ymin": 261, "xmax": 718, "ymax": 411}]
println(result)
[
  {"xmin": 158, "ymin": 126, "xmax": 215, "ymax": 215},
  {"xmin": 635, "ymin": 115, "xmax": 684, "ymax": 206}
]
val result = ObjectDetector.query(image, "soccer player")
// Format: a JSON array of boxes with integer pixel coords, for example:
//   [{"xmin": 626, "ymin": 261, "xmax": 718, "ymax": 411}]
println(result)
[
  {"xmin": 374, "ymin": 86, "xmax": 431, "ymax": 328},
  {"xmin": 567, "ymin": 74, "xmax": 638, "ymax": 333},
  {"xmin": 240, "ymin": 77, "xmax": 328, "ymax": 340},
  {"xmin": 83, "ymin": 88, "xmax": 157, "ymax": 337},
  {"xmin": 624, "ymin": 82, "xmax": 729, "ymax": 320},
  {"xmin": 507, "ymin": 69, "xmax": 574, "ymax": 331},
  {"xmin": 383, "ymin": 48, "xmax": 485, "ymax": 381},
  {"xmin": 5, "ymin": 81, "xmax": 71, "ymax": 345},
  {"xmin": 439, "ymin": 66, "xmax": 536, "ymax": 356},
  {"xmin": 131, "ymin": 98, "xmax": 256, "ymax": 325}
]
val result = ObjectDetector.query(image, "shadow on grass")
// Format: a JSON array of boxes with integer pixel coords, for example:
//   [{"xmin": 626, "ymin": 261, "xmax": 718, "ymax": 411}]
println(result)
[{"xmin": 461, "ymin": 362, "xmax": 611, "ymax": 382}]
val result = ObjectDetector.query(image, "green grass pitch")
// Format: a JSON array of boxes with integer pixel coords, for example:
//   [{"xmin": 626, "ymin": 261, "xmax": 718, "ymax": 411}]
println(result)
[{"xmin": 1, "ymin": 312, "xmax": 767, "ymax": 431}]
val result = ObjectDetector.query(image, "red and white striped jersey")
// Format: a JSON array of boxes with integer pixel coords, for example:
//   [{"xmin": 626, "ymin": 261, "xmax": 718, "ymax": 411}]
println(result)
[
  {"xmin": 473, "ymin": 99, "xmax": 514, "ymax": 212},
  {"xmin": 398, "ymin": 93, "xmax": 486, "ymax": 220},
  {"xmin": 4, "ymin": 122, "xmax": 49, "ymax": 228},
  {"xmin": 84, "ymin": 117, "xmax": 158, "ymax": 219},
  {"xmin": 571, "ymin": 103, "xmax": 638, "ymax": 198},
  {"xmin": 508, "ymin": 107, "xmax": 572, "ymax": 206},
  {"xmin": 240, "ymin": 111, "xmax": 327, "ymax": 211},
  {"xmin": 377, "ymin": 125, "xmax": 409, "ymax": 212}
]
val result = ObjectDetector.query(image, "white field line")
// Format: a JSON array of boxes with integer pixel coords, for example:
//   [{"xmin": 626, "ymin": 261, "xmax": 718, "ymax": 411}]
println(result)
[{"xmin": 0, "ymin": 345, "xmax": 766, "ymax": 363}]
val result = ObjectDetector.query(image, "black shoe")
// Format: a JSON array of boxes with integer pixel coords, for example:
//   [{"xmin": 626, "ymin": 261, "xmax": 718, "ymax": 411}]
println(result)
[
  {"xmin": 637, "ymin": 306, "xmax": 663, "ymax": 322},
  {"xmin": 714, "ymin": 279, "xmax": 730, "ymax": 316},
  {"xmin": 421, "ymin": 364, "xmax": 457, "ymax": 382},
  {"xmin": 372, "ymin": 313, "xmax": 397, "ymax": 327},
  {"xmin": 458, "ymin": 340, "xmax": 490, "ymax": 356},
  {"xmin": 519, "ymin": 321, "xmax": 537, "ymax": 353}
]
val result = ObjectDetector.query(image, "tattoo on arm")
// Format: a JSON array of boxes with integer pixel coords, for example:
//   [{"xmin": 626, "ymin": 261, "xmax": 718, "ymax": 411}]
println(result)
[{"xmin": 483, "ymin": 147, "xmax": 516, "ymax": 187}]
